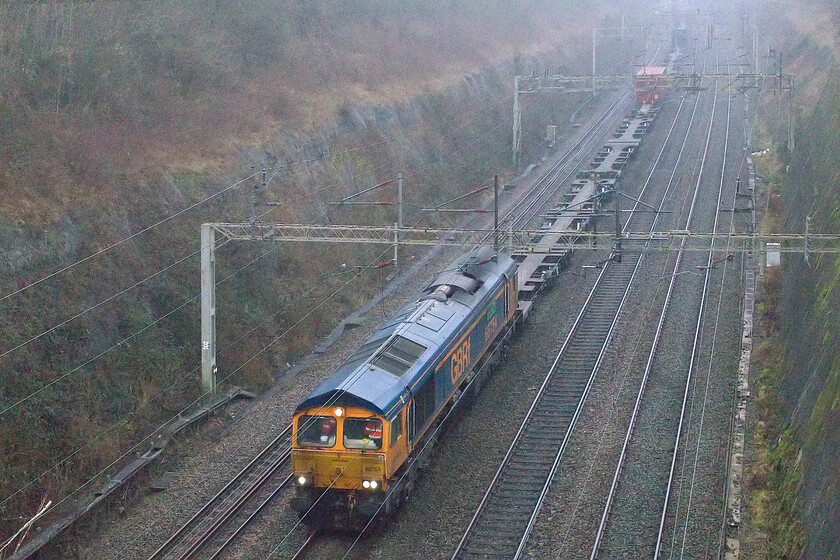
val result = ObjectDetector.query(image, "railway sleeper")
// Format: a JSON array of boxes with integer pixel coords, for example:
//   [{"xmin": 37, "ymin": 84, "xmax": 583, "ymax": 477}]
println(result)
[
  {"xmin": 505, "ymin": 465, "xmax": 554, "ymax": 476},
  {"xmin": 466, "ymin": 532, "xmax": 520, "ymax": 546},
  {"xmin": 491, "ymin": 491, "xmax": 542, "ymax": 504},
  {"xmin": 462, "ymin": 544, "xmax": 519, "ymax": 557},
  {"xmin": 478, "ymin": 503, "xmax": 532, "ymax": 516}
]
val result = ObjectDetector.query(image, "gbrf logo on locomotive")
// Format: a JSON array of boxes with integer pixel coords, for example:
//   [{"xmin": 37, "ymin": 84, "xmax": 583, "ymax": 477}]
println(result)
[
  {"xmin": 484, "ymin": 301, "xmax": 500, "ymax": 342},
  {"xmin": 450, "ymin": 336, "xmax": 472, "ymax": 384}
]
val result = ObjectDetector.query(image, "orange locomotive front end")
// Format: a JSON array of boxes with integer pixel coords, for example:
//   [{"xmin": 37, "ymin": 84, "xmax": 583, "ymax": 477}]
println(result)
[{"xmin": 290, "ymin": 405, "xmax": 408, "ymax": 525}]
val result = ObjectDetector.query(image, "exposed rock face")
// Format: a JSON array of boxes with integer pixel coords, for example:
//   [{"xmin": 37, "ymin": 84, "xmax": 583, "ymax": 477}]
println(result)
[{"xmin": 779, "ymin": 68, "xmax": 840, "ymax": 560}]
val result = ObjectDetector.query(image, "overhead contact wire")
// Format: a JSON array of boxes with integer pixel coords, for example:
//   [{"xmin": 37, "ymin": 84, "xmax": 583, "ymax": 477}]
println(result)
[
  {"xmin": 8, "ymin": 243, "xmax": 395, "ymax": 526},
  {"xmin": 0, "ymin": 172, "xmax": 258, "ymax": 304},
  {"xmin": 8, "ymin": 48, "xmax": 594, "ymax": 545}
]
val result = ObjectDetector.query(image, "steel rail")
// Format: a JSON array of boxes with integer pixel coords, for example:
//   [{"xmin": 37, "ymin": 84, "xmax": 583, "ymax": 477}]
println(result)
[
  {"xmin": 289, "ymin": 530, "xmax": 319, "ymax": 560},
  {"xmin": 450, "ymin": 247, "xmax": 625, "ymax": 559},
  {"xmin": 503, "ymin": 93, "xmax": 632, "ymax": 231},
  {"xmin": 661, "ymin": 49, "xmax": 735, "ymax": 560},
  {"xmin": 451, "ymin": 53, "xmax": 697, "ymax": 560},
  {"xmin": 150, "ymin": 336, "xmax": 405, "ymax": 559},
  {"xmin": 205, "ymin": 473, "xmax": 294, "ymax": 560},
  {"xmin": 174, "ymin": 451, "xmax": 290, "ymax": 560},
  {"xmin": 588, "ymin": 46, "xmax": 735, "ymax": 559},
  {"xmin": 148, "ymin": 88, "xmax": 635, "ymax": 560},
  {"xmin": 588, "ymin": 48, "xmax": 715, "ymax": 560},
  {"xmin": 151, "ymin": 392, "xmax": 356, "ymax": 560},
  {"xmin": 148, "ymin": 379, "xmax": 381, "ymax": 559},
  {"xmin": 714, "ymin": 91, "xmax": 758, "ymax": 558},
  {"xmin": 147, "ymin": 426, "xmax": 293, "ymax": 560}
]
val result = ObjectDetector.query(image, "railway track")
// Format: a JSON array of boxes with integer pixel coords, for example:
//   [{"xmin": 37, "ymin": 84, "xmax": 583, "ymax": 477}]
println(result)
[
  {"xmin": 656, "ymin": 46, "xmax": 744, "ymax": 560},
  {"xmin": 451, "ymin": 69, "xmax": 702, "ymax": 559},
  {"xmin": 288, "ymin": 530, "xmax": 318, "ymax": 560},
  {"xmin": 451, "ymin": 253, "xmax": 643, "ymax": 559},
  {"xmin": 587, "ymin": 45, "xmax": 740, "ymax": 559},
  {"xmin": 501, "ymin": 35, "xmax": 672, "ymax": 233},
  {"xmin": 502, "ymin": 93, "xmax": 632, "ymax": 230},
  {"xmin": 146, "ymin": 86, "xmax": 635, "ymax": 560},
  {"xmin": 148, "ymin": 426, "xmax": 293, "ymax": 560}
]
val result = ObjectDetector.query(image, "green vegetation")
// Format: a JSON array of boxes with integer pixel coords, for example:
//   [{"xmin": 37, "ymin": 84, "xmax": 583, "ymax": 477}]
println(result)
[
  {"xmin": 745, "ymin": 1, "xmax": 840, "ymax": 558},
  {"xmin": 749, "ymin": 424, "xmax": 807, "ymax": 559},
  {"xmin": 747, "ymin": 146, "xmax": 806, "ymax": 559},
  {"xmin": 749, "ymin": 267, "xmax": 806, "ymax": 559}
]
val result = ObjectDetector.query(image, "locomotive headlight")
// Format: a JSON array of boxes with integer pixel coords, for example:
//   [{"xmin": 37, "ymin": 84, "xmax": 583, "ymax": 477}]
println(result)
[
  {"xmin": 362, "ymin": 480, "xmax": 371, "ymax": 489},
  {"xmin": 297, "ymin": 475, "xmax": 309, "ymax": 486},
  {"xmin": 334, "ymin": 407, "xmax": 344, "ymax": 417},
  {"xmin": 369, "ymin": 480, "xmax": 379, "ymax": 490}
]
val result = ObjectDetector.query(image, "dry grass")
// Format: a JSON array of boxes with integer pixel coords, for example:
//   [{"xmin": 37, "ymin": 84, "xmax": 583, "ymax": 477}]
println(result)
[
  {"xmin": 757, "ymin": 0, "xmax": 838, "ymax": 118},
  {"xmin": 0, "ymin": 1, "xmax": 597, "ymax": 226},
  {"xmin": 776, "ymin": 0, "xmax": 839, "ymax": 61}
]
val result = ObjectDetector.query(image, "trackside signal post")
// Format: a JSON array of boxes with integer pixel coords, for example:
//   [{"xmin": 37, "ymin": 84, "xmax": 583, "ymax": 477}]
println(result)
[
  {"xmin": 511, "ymin": 72, "xmax": 631, "ymax": 170},
  {"xmin": 202, "ymin": 172, "xmax": 406, "ymax": 393},
  {"xmin": 511, "ymin": 22, "xmax": 648, "ymax": 169},
  {"xmin": 200, "ymin": 173, "xmax": 500, "ymax": 393}
]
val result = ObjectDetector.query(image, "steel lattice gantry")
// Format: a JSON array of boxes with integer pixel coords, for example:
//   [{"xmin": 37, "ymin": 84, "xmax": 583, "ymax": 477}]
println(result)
[
  {"xmin": 199, "ymin": 222, "xmax": 840, "ymax": 392},
  {"xmin": 512, "ymin": 73, "xmax": 632, "ymax": 169},
  {"xmin": 511, "ymin": 70, "xmax": 795, "ymax": 168},
  {"xmin": 207, "ymin": 222, "xmax": 839, "ymax": 254}
]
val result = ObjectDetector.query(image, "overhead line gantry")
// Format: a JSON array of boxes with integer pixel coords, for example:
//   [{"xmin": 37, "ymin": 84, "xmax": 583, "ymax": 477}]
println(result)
[
  {"xmin": 200, "ymin": 221, "xmax": 840, "ymax": 392},
  {"xmin": 512, "ymin": 68, "xmax": 795, "ymax": 169}
]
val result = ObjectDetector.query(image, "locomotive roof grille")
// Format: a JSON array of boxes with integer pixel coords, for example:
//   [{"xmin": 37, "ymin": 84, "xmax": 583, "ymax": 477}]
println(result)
[
  {"xmin": 340, "ymin": 336, "xmax": 388, "ymax": 370},
  {"xmin": 370, "ymin": 335, "xmax": 427, "ymax": 377},
  {"xmin": 382, "ymin": 302, "xmax": 422, "ymax": 329}
]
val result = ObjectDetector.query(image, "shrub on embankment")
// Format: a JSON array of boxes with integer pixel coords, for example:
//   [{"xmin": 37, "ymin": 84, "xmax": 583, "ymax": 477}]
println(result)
[{"xmin": 776, "ymin": 72, "xmax": 840, "ymax": 560}]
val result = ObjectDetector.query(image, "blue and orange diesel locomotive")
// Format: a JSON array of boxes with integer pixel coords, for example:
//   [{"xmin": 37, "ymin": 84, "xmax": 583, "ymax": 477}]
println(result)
[{"xmin": 290, "ymin": 249, "xmax": 518, "ymax": 526}]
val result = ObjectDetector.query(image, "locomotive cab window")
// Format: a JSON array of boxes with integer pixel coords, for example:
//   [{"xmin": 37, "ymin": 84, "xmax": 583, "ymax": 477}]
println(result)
[
  {"xmin": 390, "ymin": 411, "xmax": 403, "ymax": 446},
  {"xmin": 297, "ymin": 415, "xmax": 337, "ymax": 448},
  {"xmin": 344, "ymin": 418, "xmax": 383, "ymax": 450}
]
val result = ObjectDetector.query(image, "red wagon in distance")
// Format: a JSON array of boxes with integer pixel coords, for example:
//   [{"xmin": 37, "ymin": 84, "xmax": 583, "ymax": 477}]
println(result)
[{"xmin": 635, "ymin": 66, "xmax": 668, "ymax": 105}]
